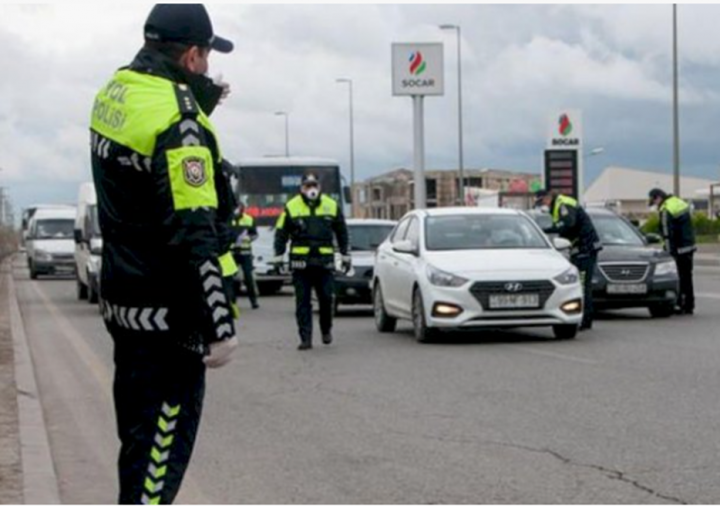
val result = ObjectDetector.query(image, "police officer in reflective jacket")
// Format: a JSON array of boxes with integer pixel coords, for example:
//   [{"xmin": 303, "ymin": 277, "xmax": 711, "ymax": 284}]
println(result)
[
  {"xmin": 274, "ymin": 174, "xmax": 350, "ymax": 350},
  {"xmin": 231, "ymin": 201, "xmax": 260, "ymax": 309},
  {"xmin": 648, "ymin": 188, "xmax": 696, "ymax": 314},
  {"xmin": 90, "ymin": 5, "xmax": 237, "ymax": 503},
  {"xmin": 536, "ymin": 190, "xmax": 602, "ymax": 331}
]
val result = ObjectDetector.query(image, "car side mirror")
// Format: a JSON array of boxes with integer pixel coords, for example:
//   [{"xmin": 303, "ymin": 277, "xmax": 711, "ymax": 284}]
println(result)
[
  {"xmin": 553, "ymin": 237, "xmax": 572, "ymax": 251},
  {"xmin": 73, "ymin": 229, "xmax": 83, "ymax": 245},
  {"xmin": 645, "ymin": 233, "xmax": 662, "ymax": 245},
  {"xmin": 393, "ymin": 240, "xmax": 417, "ymax": 256},
  {"xmin": 343, "ymin": 186, "xmax": 352, "ymax": 204}
]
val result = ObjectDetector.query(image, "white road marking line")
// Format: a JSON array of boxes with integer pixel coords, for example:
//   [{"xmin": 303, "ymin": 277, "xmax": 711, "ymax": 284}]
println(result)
[
  {"xmin": 696, "ymin": 293, "xmax": 720, "ymax": 300},
  {"xmin": 510, "ymin": 345, "xmax": 601, "ymax": 365}
]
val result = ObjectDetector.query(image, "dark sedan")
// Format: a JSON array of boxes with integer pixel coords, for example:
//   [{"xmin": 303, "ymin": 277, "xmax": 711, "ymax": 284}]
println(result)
[{"xmin": 529, "ymin": 208, "xmax": 679, "ymax": 318}]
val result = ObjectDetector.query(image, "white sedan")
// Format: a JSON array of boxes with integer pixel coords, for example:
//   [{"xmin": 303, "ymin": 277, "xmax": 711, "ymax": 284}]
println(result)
[{"xmin": 372, "ymin": 208, "xmax": 584, "ymax": 342}]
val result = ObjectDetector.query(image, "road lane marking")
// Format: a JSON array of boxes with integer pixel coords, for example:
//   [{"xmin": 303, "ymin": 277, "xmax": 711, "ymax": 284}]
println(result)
[
  {"xmin": 510, "ymin": 345, "xmax": 601, "ymax": 365},
  {"xmin": 27, "ymin": 279, "xmax": 209, "ymax": 504},
  {"xmin": 696, "ymin": 293, "xmax": 720, "ymax": 300}
]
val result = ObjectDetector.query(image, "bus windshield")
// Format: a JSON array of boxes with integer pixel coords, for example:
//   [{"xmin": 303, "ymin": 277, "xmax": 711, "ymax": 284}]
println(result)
[{"xmin": 236, "ymin": 164, "xmax": 342, "ymax": 227}]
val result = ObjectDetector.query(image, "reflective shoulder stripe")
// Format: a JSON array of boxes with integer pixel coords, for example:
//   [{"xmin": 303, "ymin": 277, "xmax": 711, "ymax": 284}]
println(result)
[
  {"xmin": 317, "ymin": 195, "xmax": 338, "ymax": 217},
  {"xmin": 219, "ymin": 252, "xmax": 238, "ymax": 277},
  {"xmin": 661, "ymin": 196, "xmax": 690, "ymax": 217},
  {"xmin": 166, "ymin": 146, "xmax": 217, "ymax": 210},
  {"xmin": 91, "ymin": 70, "xmax": 180, "ymax": 156},
  {"xmin": 275, "ymin": 211, "xmax": 287, "ymax": 230},
  {"xmin": 286, "ymin": 195, "xmax": 310, "ymax": 217}
]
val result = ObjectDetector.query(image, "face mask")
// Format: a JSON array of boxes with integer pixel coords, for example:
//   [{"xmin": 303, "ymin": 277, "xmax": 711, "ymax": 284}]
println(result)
[{"xmin": 303, "ymin": 188, "xmax": 320, "ymax": 201}]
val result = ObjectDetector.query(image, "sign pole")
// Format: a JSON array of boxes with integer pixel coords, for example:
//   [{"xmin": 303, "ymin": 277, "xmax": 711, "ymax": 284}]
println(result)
[{"xmin": 413, "ymin": 95, "xmax": 426, "ymax": 210}]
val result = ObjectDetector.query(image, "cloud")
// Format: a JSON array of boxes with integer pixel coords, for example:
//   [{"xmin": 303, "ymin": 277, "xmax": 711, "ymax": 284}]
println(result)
[{"xmin": 1, "ymin": 3, "xmax": 720, "ymax": 216}]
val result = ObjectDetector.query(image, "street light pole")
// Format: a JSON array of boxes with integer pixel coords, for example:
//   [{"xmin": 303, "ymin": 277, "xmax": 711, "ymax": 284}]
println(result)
[
  {"xmin": 672, "ymin": 4, "xmax": 680, "ymax": 196},
  {"xmin": 440, "ymin": 24, "xmax": 465, "ymax": 206},
  {"xmin": 336, "ymin": 78, "xmax": 355, "ymax": 217},
  {"xmin": 275, "ymin": 111, "xmax": 289, "ymax": 157}
]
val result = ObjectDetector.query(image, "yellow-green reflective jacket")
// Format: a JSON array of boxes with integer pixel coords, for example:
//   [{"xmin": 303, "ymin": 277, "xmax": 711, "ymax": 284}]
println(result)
[{"xmin": 90, "ymin": 48, "xmax": 235, "ymax": 351}]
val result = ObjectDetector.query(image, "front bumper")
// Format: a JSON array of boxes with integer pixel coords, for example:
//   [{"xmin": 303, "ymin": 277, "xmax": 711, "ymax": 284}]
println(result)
[
  {"xmin": 34, "ymin": 259, "xmax": 76, "ymax": 275},
  {"xmin": 422, "ymin": 280, "xmax": 583, "ymax": 329},
  {"xmin": 593, "ymin": 276, "xmax": 679, "ymax": 309},
  {"xmin": 335, "ymin": 266, "xmax": 374, "ymax": 305}
]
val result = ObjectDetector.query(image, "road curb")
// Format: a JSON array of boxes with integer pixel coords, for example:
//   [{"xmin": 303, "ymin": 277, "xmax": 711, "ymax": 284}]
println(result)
[{"xmin": 8, "ymin": 260, "xmax": 61, "ymax": 504}]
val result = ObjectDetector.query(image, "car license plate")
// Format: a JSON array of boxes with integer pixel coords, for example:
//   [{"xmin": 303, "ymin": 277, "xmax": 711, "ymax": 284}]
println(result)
[
  {"xmin": 489, "ymin": 294, "xmax": 540, "ymax": 309},
  {"xmin": 607, "ymin": 283, "xmax": 647, "ymax": 295}
]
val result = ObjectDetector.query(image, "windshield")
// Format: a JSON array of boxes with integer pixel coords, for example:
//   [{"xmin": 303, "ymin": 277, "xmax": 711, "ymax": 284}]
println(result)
[
  {"xmin": 34, "ymin": 219, "xmax": 74, "ymax": 239},
  {"xmin": 348, "ymin": 225, "xmax": 395, "ymax": 251},
  {"xmin": 591, "ymin": 214, "xmax": 645, "ymax": 246},
  {"xmin": 237, "ymin": 165, "xmax": 342, "ymax": 227},
  {"xmin": 426, "ymin": 214, "xmax": 549, "ymax": 251}
]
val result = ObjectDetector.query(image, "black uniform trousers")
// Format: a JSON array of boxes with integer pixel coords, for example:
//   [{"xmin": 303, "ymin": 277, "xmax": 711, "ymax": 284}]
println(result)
[
  {"xmin": 675, "ymin": 253, "xmax": 695, "ymax": 312},
  {"xmin": 571, "ymin": 252, "xmax": 597, "ymax": 329},
  {"xmin": 292, "ymin": 265, "xmax": 335, "ymax": 344},
  {"xmin": 235, "ymin": 253, "xmax": 258, "ymax": 304},
  {"xmin": 112, "ymin": 330, "xmax": 206, "ymax": 504}
]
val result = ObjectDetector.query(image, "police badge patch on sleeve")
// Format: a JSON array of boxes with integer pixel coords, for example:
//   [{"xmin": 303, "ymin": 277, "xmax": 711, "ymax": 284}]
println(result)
[
  {"xmin": 560, "ymin": 205, "xmax": 569, "ymax": 217},
  {"xmin": 183, "ymin": 157, "xmax": 207, "ymax": 187}
]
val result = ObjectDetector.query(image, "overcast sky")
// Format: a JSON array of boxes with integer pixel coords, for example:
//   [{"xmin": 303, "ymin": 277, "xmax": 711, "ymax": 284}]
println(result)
[{"xmin": 1, "ymin": 3, "xmax": 720, "ymax": 216}]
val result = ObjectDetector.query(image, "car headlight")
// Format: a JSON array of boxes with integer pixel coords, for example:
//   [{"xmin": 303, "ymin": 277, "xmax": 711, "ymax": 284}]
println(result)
[
  {"xmin": 655, "ymin": 260, "xmax": 677, "ymax": 277},
  {"xmin": 35, "ymin": 250, "xmax": 52, "ymax": 261},
  {"xmin": 426, "ymin": 265, "xmax": 469, "ymax": 288},
  {"xmin": 554, "ymin": 267, "xmax": 580, "ymax": 285}
]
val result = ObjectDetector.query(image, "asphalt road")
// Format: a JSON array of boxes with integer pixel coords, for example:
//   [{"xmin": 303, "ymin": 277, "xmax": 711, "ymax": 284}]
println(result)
[{"xmin": 14, "ymin": 259, "xmax": 720, "ymax": 504}]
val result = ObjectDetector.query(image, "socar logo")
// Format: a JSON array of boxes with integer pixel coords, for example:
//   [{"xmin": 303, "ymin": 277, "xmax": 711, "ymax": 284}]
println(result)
[
  {"xmin": 409, "ymin": 51, "xmax": 427, "ymax": 76},
  {"xmin": 558, "ymin": 114, "xmax": 572, "ymax": 137}
]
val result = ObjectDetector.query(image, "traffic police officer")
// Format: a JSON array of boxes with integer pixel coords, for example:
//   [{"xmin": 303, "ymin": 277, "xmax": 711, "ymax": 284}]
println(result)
[
  {"xmin": 90, "ymin": 5, "xmax": 237, "ymax": 503},
  {"xmin": 231, "ymin": 201, "xmax": 260, "ymax": 309},
  {"xmin": 274, "ymin": 174, "xmax": 350, "ymax": 350},
  {"xmin": 536, "ymin": 190, "xmax": 602, "ymax": 330},
  {"xmin": 648, "ymin": 188, "xmax": 696, "ymax": 314}
]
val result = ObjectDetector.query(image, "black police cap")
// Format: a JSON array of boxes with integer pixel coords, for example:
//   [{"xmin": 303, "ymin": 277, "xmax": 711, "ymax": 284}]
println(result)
[
  {"xmin": 648, "ymin": 187, "xmax": 667, "ymax": 205},
  {"xmin": 144, "ymin": 4, "xmax": 234, "ymax": 53},
  {"xmin": 301, "ymin": 173, "xmax": 320, "ymax": 186}
]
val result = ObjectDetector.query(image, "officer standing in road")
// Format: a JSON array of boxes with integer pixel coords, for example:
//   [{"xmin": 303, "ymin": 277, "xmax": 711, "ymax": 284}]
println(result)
[
  {"xmin": 536, "ymin": 190, "xmax": 602, "ymax": 331},
  {"xmin": 90, "ymin": 5, "xmax": 237, "ymax": 503},
  {"xmin": 273, "ymin": 174, "xmax": 350, "ymax": 350},
  {"xmin": 232, "ymin": 201, "xmax": 260, "ymax": 309},
  {"xmin": 648, "ymin": 188, "xmax": 697, "ymax": 314}
]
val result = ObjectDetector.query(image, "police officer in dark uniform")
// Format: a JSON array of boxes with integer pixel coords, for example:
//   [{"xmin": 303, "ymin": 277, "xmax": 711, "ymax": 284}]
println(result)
[
  {"xmin": 648, "ymin": 188, "xmax": 696, "ymax": 314},
  {"xmin": 536, "ymin": 190, "xmax": 602, "ymax": 331},
  {"xmin": 231, "ymin": 201, "xmax": 260, "ymax": 309},
  {"xmin": 273, "ymin": 174, "xmax": 350, "ymax": 350},
  {"xmin": 90, "ymin": 5, "xmax": 237, "ymax": 503}
]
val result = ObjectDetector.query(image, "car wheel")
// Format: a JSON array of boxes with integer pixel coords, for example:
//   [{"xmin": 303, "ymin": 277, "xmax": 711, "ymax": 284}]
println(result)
[
  {"xmin": 649, "ymin": 303, "xmax": 674, "ymax": 318},
  {"xmin": 87, "ymin": 274, "xmax": 99, "ymax": 304},
  {"xmin": 412, "ymin": 288, "xmax": 436, "ymax": 343},
  {"xmin": 29, "ymin": 261, "xmax": 38, "ymax": 280},
  {"xmin": 77, "ymin": 278, "xmax": 88, "ymax": 300},
  {"xmin": 373, "ymin": 284, "xmax": 396, "ymax": 333},
  {"xmin": 333, "ymin": 297, "xmax": 340, "ymax": 317},
  {"xmin": 553, "ymin": 324, "xmax": 578, "ymax": 340}
]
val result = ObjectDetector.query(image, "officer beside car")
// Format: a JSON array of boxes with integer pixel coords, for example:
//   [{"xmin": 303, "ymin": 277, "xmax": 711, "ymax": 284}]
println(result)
[
  {"xmin": 648, "ymin": 188, "xmax": 696, "ymax": 315},
  {"xmin": 273, "ymin": 173, "xmax": 350, "ymax": 350},
  {"xmin": 231, "ymin": 201, "xmax": 260, "ymax": 310},
  {"xmin": 535, "ymin": 190, "xmax": 602, "ymax": 331}
]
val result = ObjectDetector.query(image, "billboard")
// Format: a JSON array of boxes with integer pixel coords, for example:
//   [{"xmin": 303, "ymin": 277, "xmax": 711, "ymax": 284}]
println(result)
[
  {"xmin": 544, "ymin": 150, "xmax": 579, "ymax": 199},
  {"xmin": 547, "ymin": 110, "xmax": 583, "ymax": 150},
  {"xmin": 392, "ymin": 43, "xmax": 444, "ymax": 96}
]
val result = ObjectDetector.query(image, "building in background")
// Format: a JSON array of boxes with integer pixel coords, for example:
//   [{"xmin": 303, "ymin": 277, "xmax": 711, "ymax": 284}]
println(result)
[
  {"xmin": 353, "ymin": 168, "xmax": 540, "ymax": 220},
  {"xmin": 584, "ymin": 166, "xmax": 716, "ymax": 218}
]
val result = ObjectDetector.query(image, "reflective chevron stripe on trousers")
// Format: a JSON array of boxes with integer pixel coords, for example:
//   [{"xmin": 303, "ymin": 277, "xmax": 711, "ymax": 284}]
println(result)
[{"xmin": 112, "ymin": 330, "xmax": 206, "ymax": 504}]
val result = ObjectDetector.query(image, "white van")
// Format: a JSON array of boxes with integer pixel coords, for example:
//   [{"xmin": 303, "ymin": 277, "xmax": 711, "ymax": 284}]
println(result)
[
  {"xmin": 26, "ymin": 206, "xmax": 77, "ymax": 279},
  {"xmin": 74, "ymin": 182, "xmax": 102, "ymax": 303}
]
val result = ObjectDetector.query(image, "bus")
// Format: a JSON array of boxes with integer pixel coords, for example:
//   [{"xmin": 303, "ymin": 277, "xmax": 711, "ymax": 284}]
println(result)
[{"xmin": 231, "ymin": 157, "xmax": 347, "ymax": 295}]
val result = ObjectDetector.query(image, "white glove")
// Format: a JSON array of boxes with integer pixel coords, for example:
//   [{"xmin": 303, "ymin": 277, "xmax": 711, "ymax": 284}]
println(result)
[
  {"xmin": 203, "ymin": 336, "xmax": 238, "ymax": 369},
  {"xmin": 341, "ymin": 255, "xmax": 352, "ymax": 273}
]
